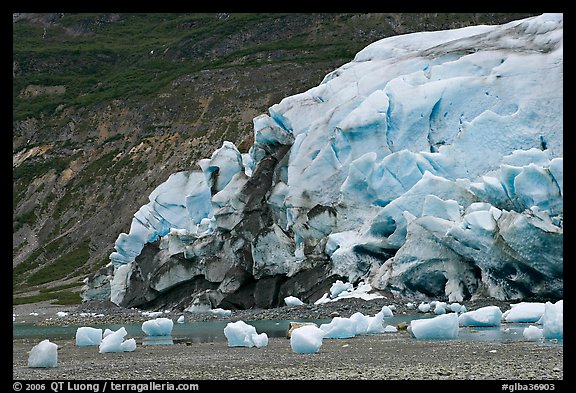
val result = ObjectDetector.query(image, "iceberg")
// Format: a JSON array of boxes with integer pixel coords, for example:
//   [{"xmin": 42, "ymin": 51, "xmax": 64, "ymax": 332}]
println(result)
[
  {"xmin": 349, "ymin": 312, "xmax": 370, "ymax": 335},
  {"xmin": 380, "ymin": 305, "xmax": 394, "ymax": 317},
  {"xmin": 503, "ymin": 302, "xmax": 545, "ymax": 323},
  {"xmin": 523, "ymin": 325, "xmax": 544, "ymax": 341},
  {"xmin": 329, "ymin": 280, "xmax": 353, "ymax": 298},
  {"xmin": 223, "ymin": 320, "xmax": 268, "ymax": 348},
  {"xmin": 99, "ymin": 327, "xmax": 136, "ymax": 353},
  {"xmin": 84, "ymin": 13, "xmax": 562, "ymax": 311},
  {"xmin": 409, "ymin": 313, "xmax": 459, "ymax": 340},
  {"xmin": 284, "ymin": 296, "xmax": 304, "ymax": 307},
  {"xmin": 120, "ymin": 338, "xmax": 137, "ymax": 352},
  {"xmin": 75, "ymin": 327, "xmax": 103, "ymax": 346},
  {"xmin": 319, "ymin": 317, "xmax": 357, "ymax": 339},
  {"xmin": 541, "ymin": 300, "xmax": 563, "ymax": 339},
  {"xmin": 210, "ymin": 308, "xmax": 232, "ymax": 318},
  {"xmin": 434, "ymin": 304, "xmax": 447, "ymax": 315},
  {"xmin": 314, "ymin": 281, "xmax": 383, "ymax": 304},
  {"xmin": 28, "ymin": 339, "xmax": 58, "ymax": 368},
  {"xmin": 142, "ymin": 317, "xmax": 174, "ymax": 336},
  {"xmin": 458, "ymin": 306, "xmax": 502, "ymax": 327},
  {"xmin": 290, "ymin": 325, "xmax": 325, "ymax": 354}
]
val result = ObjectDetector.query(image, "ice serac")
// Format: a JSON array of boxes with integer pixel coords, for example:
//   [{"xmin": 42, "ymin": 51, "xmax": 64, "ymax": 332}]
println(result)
[{"xmin": 82, "ymin": 13, "xmax": 562, "ymax": 310}]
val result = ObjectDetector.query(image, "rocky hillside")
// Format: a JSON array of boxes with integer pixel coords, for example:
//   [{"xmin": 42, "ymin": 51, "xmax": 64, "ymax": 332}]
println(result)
[{"xmin": 13, "ymin": 13, "xmax": 539, "ymax": 306}]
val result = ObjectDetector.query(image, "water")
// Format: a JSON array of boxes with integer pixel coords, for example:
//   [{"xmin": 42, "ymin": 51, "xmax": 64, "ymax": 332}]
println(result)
[
  {"xmin": 12, "ymin": 316, "xmax": 562, "ymax": 346},
  {"xmin": 12, "ymin": 318, "xmax": 332, "ymax": 344}
]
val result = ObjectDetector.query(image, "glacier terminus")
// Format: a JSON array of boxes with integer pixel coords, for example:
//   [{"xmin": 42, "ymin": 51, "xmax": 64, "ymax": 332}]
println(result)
[{"xmin": 82, "ymin": 13, "xmax": 563, "ymax": 311}]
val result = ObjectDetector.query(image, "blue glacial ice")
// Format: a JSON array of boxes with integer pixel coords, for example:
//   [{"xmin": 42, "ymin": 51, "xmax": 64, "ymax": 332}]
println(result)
[
  {"xmin": 409, "ymin": 313, "xmax": 459, "ymax": 340},
  {"xmin": 88, "ymin": 13, "xmax": 563, "ymax": 308},
  {"xmin": 541, "ymin": 300, "xmax": 563, "ymax": 339},
  {"xmin": 142, "ymin": 317, "xmax": 174, "ymax": 336},
  {"xmin": 503, "ymin": 302, "xmax": 545, "ymax": 323},
  {"xmin": 458, "ymin": 306, "xmax": 502, "ymax": 327},
  {"xmin": 75, "ymin": 327, "xmax": 103, "ymax": 346}
]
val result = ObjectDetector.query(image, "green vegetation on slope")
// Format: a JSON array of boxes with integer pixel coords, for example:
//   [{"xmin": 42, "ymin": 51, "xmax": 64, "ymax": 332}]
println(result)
[{"xmin": 13, "ymin": 13, "xmax": 361, "ymax": 121}]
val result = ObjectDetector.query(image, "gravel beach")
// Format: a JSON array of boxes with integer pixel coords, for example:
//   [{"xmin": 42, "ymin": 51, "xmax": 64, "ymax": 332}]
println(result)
[{"xmin": 13, "ymin": 298, "xmax": 564, "ymax": 382}]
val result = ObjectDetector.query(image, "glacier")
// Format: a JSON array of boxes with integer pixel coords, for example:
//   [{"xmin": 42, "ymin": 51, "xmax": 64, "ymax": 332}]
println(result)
[{"xmin": 82, "ymin": 13, "xmax": 563, "ymax": 311}]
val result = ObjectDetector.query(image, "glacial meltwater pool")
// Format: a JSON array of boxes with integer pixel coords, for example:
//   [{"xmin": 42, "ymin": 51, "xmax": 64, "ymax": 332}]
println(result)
[{"xmin": 12, "ymin": 315, "xmax": 562, "ymax": 346}]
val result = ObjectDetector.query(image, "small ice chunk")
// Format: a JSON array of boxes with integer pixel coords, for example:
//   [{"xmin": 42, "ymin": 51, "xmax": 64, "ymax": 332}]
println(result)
[
  {"xmin": 541, "ymin": 300, "xmax": 563, "ymax": 339},
  {"xmin": 458, "ymin": 306, "xmax": 502, "ymax": 327},
  {"xmin": 142, "ymin": 317, "xmax": 174, "ymax": 336},
  {"xmin": 409, "ymin": 313, "xmax": 459, "ymax": 340},
  {"xmin": 120, "ymin": 338, "xmax": 137, "ymax": 352},
  {"xmin": 449, "ymin": 303, "xmax": 463, "ymax": 313},
  {"xmin": 319, "ymin": 317, "xmax": 357, "ymax": 338},
  {"xmin": 284, "ymin": 296, "xmax": 304, "ymax": 307},
  {"xmin": 380, "ymin": 305, "xmax": 394, "ymax": 317},
  {"xmin": 330, "ymin": 280, "xmax": 353, "ymax": 298},
  {"xmin": 224, "ymin": 320, "xmax": 268, "ymax": 347},
  {"xmin": 290, "ymin": 325, "xmax": 325, "ymax": 354},
  {"xmin": 56, "ymin": 311, "xmax": 68, "ymax": 318},
  {"xmin": 141, "ymin": 311, "xmax": 164, "ymax": 318},
  {"xmin": 349, "ymin": 312, "xmax": 369, "ymax": 335},
  {"xmin": 75, "ymin": 327, "xmax": 103, "ymax": 346},
  {"xmin": 418, "ymin": 303, "xmax": 431, "ymax": 313},
  {"xmin": 210, "ymin": 308, "xmax": 232, "ymax": 317},
  {"xmin": 251, "ymin": 332, "xmax": 269, "ymax": 348},
  {"xmin": 523, "ymin": 325, "xmax": 544, "ymax": 341},
  {"xmin": 503, "ymin": 302, "xmax": 545, "ymax": 323},
  {"xmin": 366, "ymin": 314, "xmax": 386, "ymax": 334},
  {"xmin": 99, "ymin": 327, "xmax": 135, "ymax": 353},
  {"xmin": 384, "ymin": 325, "xmax": 398, "ymax": 332},
  {"xmin": 434, "ymin": 304, "xmax": 447, "ymax": 315},
  {"xmin": 28, "ymin": 339, "xmax": 58, "ymax": 368},
  {"xmin": 349, "ymin": 311, "xmax": 386, "ymax": 335},
  {"xmin": 177, "ymin": 315, "xmax": 185, "ymax": 324}
]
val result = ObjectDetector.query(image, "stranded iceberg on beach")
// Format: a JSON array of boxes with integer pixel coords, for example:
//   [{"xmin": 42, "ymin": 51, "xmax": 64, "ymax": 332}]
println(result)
[
  {"xmin": 28, "ymin": 339, "xmax": 58, "ymax": 368},
  {"xmin": 142, "ymin": 317, "xmax": 174, "ymax": 336},
  {"xmin": 75, "ymin": 326, "xmax": 103, "ymax": 346},
  {"xmin": 224, "ymin": 320, "xmax": 268, "ymax": 348},
  {"xmin": 99, "ymin": 327, "xmax": 136, "ymax": 353},
  {"xmin": 81, "ymin": 13, "xmax": 563, "ymax": 316}
]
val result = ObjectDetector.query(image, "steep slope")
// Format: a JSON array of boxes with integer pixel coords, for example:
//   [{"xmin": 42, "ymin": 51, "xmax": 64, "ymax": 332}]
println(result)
[
  {"xmin": 82, "ymin": 13, "xmax": 562, "ymax": 310},
  {"xmin": 13, "ymin": 13, "xmax": 540, "ymax": 306}
]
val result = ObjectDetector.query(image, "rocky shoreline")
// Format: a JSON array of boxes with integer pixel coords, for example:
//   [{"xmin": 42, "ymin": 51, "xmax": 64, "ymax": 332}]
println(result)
[
  {"xmin": 13, "ymin": 297, "xmax": 564, "ymax": 381},
  {"xmin": 13, "ymin": 296, "xmax": 528, "ymax": 327},
  {"xmin": 13, "ymin": 333, "xmax": 564, "ymax": 381}
]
